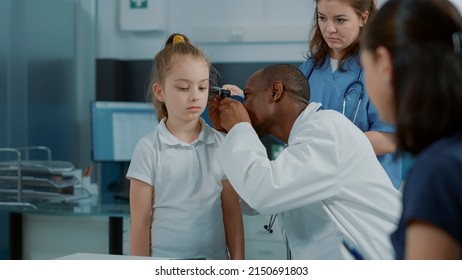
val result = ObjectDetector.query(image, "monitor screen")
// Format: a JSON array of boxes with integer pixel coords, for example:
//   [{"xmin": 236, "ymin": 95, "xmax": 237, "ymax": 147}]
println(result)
[{"xmin": 91, "ymin": 101, "xmax": 157, "ymax": 162}]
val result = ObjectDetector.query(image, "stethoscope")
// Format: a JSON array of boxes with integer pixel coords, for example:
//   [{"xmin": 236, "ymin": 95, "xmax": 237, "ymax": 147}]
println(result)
[
  {"xmin": 307, "ymin": 64, "xmax": 365, "ymax": 124},
  {"xmin": 264, "ymin": 214, "xmax": 292, "ymax": 259},
  {"xmin": 264, "ymin": 214, "xmax": 277, "ymax": 233}
]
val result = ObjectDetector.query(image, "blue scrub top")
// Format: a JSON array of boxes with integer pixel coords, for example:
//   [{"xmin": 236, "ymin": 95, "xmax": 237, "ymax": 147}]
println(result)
[{"xmin": 299, "ymin": 56, "xmax": 402, "ymax": 189}]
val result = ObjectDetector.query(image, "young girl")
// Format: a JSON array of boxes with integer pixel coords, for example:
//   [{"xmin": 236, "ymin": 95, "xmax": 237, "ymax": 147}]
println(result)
[{"xmin": 127, "ymin": 33, "xmax": 244, "ymax": 259}]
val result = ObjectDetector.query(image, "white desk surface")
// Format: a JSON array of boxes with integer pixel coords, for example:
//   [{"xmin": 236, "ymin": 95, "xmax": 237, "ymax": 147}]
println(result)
[{"xmin": 56, "ymin": 253, "xmax": 167, "ymax": 260}]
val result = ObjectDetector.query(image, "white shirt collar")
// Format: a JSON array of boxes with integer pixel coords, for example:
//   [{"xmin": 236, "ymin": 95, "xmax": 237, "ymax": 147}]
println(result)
[{"xmin": 157, "ymin": 117, "xmax": 216, "ymax": 146}]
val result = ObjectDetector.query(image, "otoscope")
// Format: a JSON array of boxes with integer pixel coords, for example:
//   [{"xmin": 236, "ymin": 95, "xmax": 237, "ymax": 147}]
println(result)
[
  {"xmin": 209, "ymin": 86, "xmax": 232, "ymax": 98},
  {"xmin": 209, "ymin": 86, "xmax": 244, "ymax": 102}
]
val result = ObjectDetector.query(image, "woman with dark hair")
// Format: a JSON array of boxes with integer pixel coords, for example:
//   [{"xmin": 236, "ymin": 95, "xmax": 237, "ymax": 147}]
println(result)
[
  {"xmin": 299, "ymin": 0, "xmax": 402, "ymax": 189},
  {"xmin": 361, "ymin": 0, "xmax": 462, "ymax": 259}
]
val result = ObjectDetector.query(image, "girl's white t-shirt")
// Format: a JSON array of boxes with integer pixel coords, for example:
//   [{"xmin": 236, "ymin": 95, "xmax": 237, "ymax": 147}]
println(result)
[{"xmin": 127, "ymin": 118, "xmax": 229, "ymax": 259}]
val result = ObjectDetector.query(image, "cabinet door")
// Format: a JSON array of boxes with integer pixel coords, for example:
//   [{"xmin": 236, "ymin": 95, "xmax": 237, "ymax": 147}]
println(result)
[
  {"xmin": 23, "ymin": 214, "xmax": 109, "ymax": 259},
  {"xmin": 245, "ymin": 239, "xmax": 287, "ymax": 260},
  {"xmin": 243, "ymin": 215, "xmax": 287, "ymax": 260}
]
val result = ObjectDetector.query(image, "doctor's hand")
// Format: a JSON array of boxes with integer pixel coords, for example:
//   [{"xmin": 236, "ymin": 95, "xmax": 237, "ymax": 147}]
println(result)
[
  {"xmin": 218, "ymin": 98, "xmax": 251, "ymax": 132},
  {"xmin": 222, "ymin": 84, "xmax": 244, "ymax": 98},
  {"xmin": 208, "ymin": 95, "xmax": 227, "ymax": 133}
]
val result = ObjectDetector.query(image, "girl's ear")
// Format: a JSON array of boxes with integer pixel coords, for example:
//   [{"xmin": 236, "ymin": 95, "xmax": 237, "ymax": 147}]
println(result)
[{"xmin": 153, "ymin": 83, "xmax": 164, "ymax": 102}]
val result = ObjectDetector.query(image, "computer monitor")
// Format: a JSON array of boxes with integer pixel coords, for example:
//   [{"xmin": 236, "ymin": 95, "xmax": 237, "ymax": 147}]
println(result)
[{"xmin": 91, "ymin": 101, "xmax": 157, "ymax": 162}]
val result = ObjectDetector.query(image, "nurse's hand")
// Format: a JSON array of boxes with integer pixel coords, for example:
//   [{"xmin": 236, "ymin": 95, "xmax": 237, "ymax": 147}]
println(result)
[{"xmin": 218, "ymin": 98, "xmax": 251, "ymax": 132}]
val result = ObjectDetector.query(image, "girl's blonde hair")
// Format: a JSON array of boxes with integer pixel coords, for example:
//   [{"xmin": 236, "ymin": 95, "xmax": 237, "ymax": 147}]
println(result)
[{"xmin": 147, "ymin": 33, "xmax": 211, "ymax": 121}]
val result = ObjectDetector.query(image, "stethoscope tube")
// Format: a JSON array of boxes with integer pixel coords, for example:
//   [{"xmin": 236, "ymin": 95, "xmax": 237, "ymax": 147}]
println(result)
[
  {"xmin": 307, "ymin": 63, "xmax": 365, "ymax": 125},
  {"xmin": 264, "ymin": 214, "xmax": 277, "ymax": 233},
  {"xmin": 342, "ymin": 77, "xmax": 365, "ymax": 124}
]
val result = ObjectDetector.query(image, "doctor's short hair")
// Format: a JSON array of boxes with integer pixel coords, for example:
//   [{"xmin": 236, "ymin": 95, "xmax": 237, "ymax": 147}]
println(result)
[
  {"xmin": 361, "ymin": 0, "xmax": 462, "ymax": 155},
  {"xmin": 261, "ymin": 64, "xmax": 311, "ymax": 101}
]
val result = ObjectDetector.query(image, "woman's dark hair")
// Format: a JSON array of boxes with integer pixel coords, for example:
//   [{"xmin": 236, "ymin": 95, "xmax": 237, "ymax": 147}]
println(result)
[
  {"xmin": 308, "ymin": 0, "xmax": 376, "ymax": 71},
  {"xmin": 361, "ymin": 0, "xmax": 462, "ymax": 155}
]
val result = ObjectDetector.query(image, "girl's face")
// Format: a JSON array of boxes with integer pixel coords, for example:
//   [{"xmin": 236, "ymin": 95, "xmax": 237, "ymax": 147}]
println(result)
[
  {"xmin": 154, "ymin": 55, "xmax": 209, "ymax": 123},
  {"xmin": 360, "ymin": 48, "xmax": 396, "ymax": 124},
  {"xmin": 317, "ymin": 0, "xmax": 368, "ymax": 59}
]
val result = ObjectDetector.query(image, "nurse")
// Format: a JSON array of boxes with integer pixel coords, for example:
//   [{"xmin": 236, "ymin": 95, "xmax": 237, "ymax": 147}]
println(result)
[
  {"xmin": 209, "ymin": 63, "xmax": 402, "ymax": 259},
  {"xmin": 361, "ymin": 0, "xmax": 462, "ymax": 259},
  {"xmin": 299, "ymin": 0, "xmax": 402, "ymax": 189}
]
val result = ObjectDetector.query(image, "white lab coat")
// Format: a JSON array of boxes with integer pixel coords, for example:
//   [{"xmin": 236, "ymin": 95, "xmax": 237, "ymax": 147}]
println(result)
[{"xmin": 218, "ymin": 103, "xmax": 402, "ymax": 259}]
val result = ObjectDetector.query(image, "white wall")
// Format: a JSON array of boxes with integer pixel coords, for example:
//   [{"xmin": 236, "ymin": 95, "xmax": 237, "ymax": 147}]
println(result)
[
  {"xmin": 96, "ymin": 0, "xmax": 315, "ymax": 62},
  {"xmin": 97, "ymin": 0, "xmax": 462, "ymax": 62}
]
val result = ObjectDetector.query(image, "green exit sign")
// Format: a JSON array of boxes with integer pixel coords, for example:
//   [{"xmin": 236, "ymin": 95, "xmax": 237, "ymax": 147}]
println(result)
[{"xmin": 130, "ymin": 0, "xmax": 148, "ymax": 9}]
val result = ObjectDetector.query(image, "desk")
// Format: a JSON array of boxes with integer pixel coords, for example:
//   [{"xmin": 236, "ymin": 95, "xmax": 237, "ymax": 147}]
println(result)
[
  {"xmin": 5, "ymin": 196, "xmax": 130, "ymax": 260},
  {"xmin": 56, "ymin": 252, "xmax": 165, "ymax": 260}
]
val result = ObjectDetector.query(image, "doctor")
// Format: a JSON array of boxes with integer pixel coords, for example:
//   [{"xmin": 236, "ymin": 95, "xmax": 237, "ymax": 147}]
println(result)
[{"xmin": 209, "ymin": 63, "xmax": 401, "ymax": 259}]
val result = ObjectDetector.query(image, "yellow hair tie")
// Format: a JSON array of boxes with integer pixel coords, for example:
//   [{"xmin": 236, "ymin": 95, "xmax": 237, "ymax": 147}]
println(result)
[{"xmin": 173, "ymin": 35, "xmax": 185, "ymax": 44}]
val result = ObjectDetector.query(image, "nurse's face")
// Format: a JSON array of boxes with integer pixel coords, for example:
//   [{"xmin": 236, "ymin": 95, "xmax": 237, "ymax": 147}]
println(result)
[
  {"xmin": 317, "ymin": 0, "xmax": 368, "ymax": 59},
  {"xmin": 243, "ymin": 71, "xmax": 274, "ymax": 137},
  {"xmin": 360, "ymin": 48, "xmax": 396, "ymax": 123}
]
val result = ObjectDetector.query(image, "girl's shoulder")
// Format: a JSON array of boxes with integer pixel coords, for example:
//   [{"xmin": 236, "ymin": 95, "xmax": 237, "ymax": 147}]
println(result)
[
  {"xmin": 201, "ymin": 120, "xmax": 226, "ymax": 144},
  {"xmin": 135, "ymin": 129, "xmax": 161, "ymax": 150}
]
